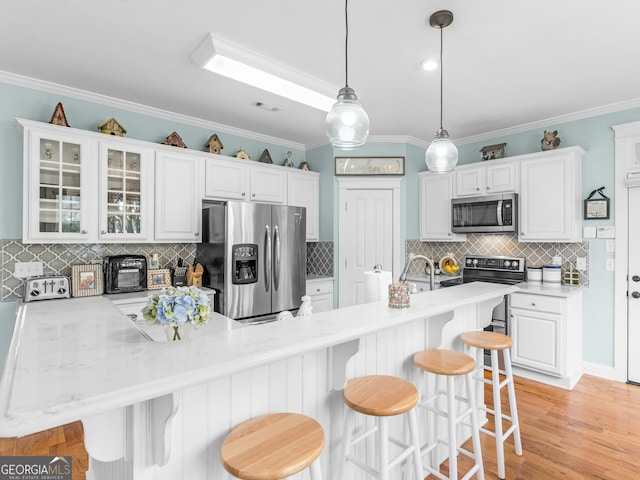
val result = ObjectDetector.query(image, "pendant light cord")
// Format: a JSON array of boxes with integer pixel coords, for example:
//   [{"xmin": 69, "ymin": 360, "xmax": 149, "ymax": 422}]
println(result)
[
  {"xmin": 439, "ymin": 24, "xmax": 443, "ymax": 130},
  {"xmin": 344, "ymin": 0, "xmax": 349, "ymax": 88}
]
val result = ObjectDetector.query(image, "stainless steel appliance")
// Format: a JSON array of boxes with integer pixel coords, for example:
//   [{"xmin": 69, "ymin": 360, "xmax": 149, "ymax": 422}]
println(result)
[
  {"xmin": 104, "ymin": 255, "xmax": 147, "ymax": 294},
  {"xmin": 440, "ymin": 255, "xmax": 525, "ymax": 367},
  {"xmin": 451, "ymin": 193, "xmax": 517, "ymax": 233},
  {"xmin": 23, "ymin": 275, "xmax": 70, "ymax": 302},
  {"xmin": 197, "ymin": 201, "xmax": 306, "ymax": 325}
]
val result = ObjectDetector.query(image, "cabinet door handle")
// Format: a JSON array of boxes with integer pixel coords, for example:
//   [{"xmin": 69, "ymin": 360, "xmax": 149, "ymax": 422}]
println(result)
[
  {"xmin": 195, "ymin": 232, "xmax": 200, "ymax": 236},
  {"xmin": 530, "ymin": 302, "xmax": 536, "ymax": 307},
  {"xmin": 82, "ymin": 230, "xmax": 88, "ymax": 234},
  {"xmin": 476, "ymin": 187, "xmax": 480, "ymax": 191},
  {"xmin": 242, "ymin": 192, "xmax": 246, "ymax": 196},
  {"xmin": 252, "ymin": 193, "xmax": 256, "ymax": 197},
  {"xmin": 101, "ymin": 230, "xmax": 107, "ymax": 235},
  {"xmin": 316, "ymin": 288, "xmax": 321, "ymax": 292},
  {"xmin": 487, "ymin": 186, "xmax": 491, "ymax": 190}
]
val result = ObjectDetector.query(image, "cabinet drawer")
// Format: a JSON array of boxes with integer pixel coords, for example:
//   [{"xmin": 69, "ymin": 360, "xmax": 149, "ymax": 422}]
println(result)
[
  {"xmin": 306, "ymin": 279, "xmax": 333, "ymax": 295},
  {"xmin": 510, "ymin": 293, "xmax": 563, "ymax": 314}
]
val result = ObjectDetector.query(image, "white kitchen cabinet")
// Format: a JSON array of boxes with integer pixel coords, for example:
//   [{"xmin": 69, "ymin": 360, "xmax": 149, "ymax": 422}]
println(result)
[
  {"xmin": 20, "ymin": 119, "xmax": 153, "ymax": 244},
  {"xmin": 306, "ymin": 278, "xmax": 334, "ymax": 313},
  {"xmin": 154, "ymin": 149, "xmax": 203, "ymax": 242},
  {"xmin": 20, "ymin": 121, "xmax": 92, "ymax": 243},
  {"xmin": 509, "ymin": 290, "xmax": 583, "ymax": 389},
  {"xmin": 204, "ymin": 156, "xmax": 286, "ymax": 204},
  {"xmin": 287, "ymin": 170, "xmax": 320, "ymax": 241},
  {"xmin": 98, "ymin": 140, "xmax": 153, "ymax": 242},
  {"xmin": 518, "ymin": 146, "xmax": 585, "ymax": 242},
  {"xmin": 419, "ymin": 172, "xmax": 466, "ymax": 242},
  {"xmin": 454, "ymin": 160, "xmax": 517, "ymax": 197}
]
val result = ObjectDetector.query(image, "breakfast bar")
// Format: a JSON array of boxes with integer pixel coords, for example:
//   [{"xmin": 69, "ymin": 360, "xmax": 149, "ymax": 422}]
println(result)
[{"xmin": 0, "ymin": 282, "xmax": 516, "ymax": 480}]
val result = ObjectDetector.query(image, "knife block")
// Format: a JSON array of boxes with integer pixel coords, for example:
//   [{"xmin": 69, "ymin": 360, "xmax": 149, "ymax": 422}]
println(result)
[{"xmin": 172, "ymin": 266, "xmax": 188, "ymax": 286}]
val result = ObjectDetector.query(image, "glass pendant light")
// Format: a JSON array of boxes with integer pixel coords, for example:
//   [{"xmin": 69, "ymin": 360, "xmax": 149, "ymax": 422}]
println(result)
[
  {"xmin": 325, "ymin": 0, "xmax": 370, "ymax": 149},
  {"xmin": 425, "ymin": 10, "xmax": 458, "ymax": 173}
]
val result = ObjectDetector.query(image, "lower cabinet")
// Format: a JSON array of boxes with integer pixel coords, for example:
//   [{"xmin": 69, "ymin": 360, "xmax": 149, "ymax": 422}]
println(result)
[
  {"xmin": 509, "ymin": 290, "xmax": 583, "ymax": 388},
  {"xmin": 306, "ymin": 278, "xmax": 334, "ymax": 313}
]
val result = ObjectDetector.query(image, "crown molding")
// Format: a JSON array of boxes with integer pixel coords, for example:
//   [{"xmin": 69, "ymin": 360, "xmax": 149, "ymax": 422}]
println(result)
[{"xmin": 0, "ymin": 70, "xmax": 305, "ymax": 151}]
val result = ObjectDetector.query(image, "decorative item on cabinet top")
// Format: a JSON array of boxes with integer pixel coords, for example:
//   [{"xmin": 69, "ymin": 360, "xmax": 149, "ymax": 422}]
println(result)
[
  {"xmin": 98, "ymin": 117, "xmax": 127, "ymax": 136},
  {"xmin": 540, "ymin": 130, "xmax": 561, "ymax": 151},
  {"xmin": 282, "ymin": 150, "xmax": 294, "ymax": 167},
  {"xmin": 259, "ymin": 148, "xmax": 273, "ymax": 164},
  {"xmin": 335, "ymin": 156, "xmax": 405, "ymax": 176},
  {"xmin": 480, "ymin": 143, "xmax": 506, "ymax": 161},
  {"xmin": 49, "ymin": 102, "xmax": 70, "ymax": 127},
  {"xmin": 233, "ymin": 148, "xmax": 250, "ymax": 159},
  {"xmin": 299, "ymin": 161, "xmax": 310, "ymax": 171},
  {"xmin": 162, "ymin": 131, "xmax": 188, "ymax": 148},
  {"xmin": 204, "ymin": 133, "xmax": 223, "ymax": 154}
]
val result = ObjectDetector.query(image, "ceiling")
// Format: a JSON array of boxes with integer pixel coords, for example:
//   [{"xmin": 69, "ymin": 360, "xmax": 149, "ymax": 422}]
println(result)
[{"xmin": 4, "ymin": 1, "xmax": 640, "ymax": 148}]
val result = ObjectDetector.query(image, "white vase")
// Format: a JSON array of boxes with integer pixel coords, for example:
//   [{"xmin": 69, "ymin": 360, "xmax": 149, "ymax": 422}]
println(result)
[{"xmin": 164, "ymin": 323, "xmax": 191, "ymax": 341}]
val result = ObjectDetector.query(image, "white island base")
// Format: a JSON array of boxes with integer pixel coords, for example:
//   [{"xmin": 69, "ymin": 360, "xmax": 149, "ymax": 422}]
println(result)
[{"xmin": 0, "ymin": 283, "xmax": 516, "ymax": 480}]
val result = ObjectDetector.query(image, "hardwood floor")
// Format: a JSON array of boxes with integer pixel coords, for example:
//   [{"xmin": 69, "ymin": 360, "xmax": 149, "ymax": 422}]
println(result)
[{"xmin": 1, "ymin": 374, "xmax": 639, "ymax": 479}]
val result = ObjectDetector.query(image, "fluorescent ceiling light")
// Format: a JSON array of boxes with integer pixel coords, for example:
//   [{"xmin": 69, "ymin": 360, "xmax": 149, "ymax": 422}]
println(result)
[{"xmin": 190, "ymin": 33, "xmax": 336, "ymax": 112}]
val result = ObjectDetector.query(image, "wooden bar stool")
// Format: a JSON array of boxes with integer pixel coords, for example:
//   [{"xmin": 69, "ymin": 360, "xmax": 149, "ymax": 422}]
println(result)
[
  {"xmin": 339, "ymin": 375, "xmax": 423, "ymax": 480},
  {"xmin": 460, "ymin": 331, "xmax": 522, "ymax": 479},
  {"xmin": 414, "ymin": 349, "xmax": 484, "ymax": 480},
  {"xmin": 221, "ymin": 412, "xmax": 324, "ymax": 480}
]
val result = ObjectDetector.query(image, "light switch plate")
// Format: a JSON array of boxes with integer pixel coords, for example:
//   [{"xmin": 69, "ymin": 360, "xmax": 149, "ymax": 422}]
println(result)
[
  {"xmin": 14, "ymin": 261, "xmax": 43, "ymax": 278},
  {"xmin": 583, "ymin": 226, "xmax": 596, "ymax": 238},
  {"xmin": 597, "ymin": 226, "xmax": 615, "ymax": 238},
  {"xmin": 576, "ymin": 256, "xmax": 587, "ymax": 271},
  {"xmin": 605, "ymin": 239, "xmax": 615, "ymax": 252},
  {"xmin": 605, "ymin": 258, "xmax": 615, "ymax": 271}
]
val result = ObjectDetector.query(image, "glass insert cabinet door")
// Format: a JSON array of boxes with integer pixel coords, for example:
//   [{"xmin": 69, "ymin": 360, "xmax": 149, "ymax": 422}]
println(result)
[
  {"xmin": 31, "ymin": 132, "xmax": 89, "ymax": 240},
  {"xmin": 99, "ymin": 143, "xmax": 148, "ymax": 239}
]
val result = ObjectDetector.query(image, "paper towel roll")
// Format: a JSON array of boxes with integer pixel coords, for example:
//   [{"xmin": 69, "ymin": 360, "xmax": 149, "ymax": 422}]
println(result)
[{"xmin": 363, "ymin": 270, "xmax": 393, "ymax": 302}]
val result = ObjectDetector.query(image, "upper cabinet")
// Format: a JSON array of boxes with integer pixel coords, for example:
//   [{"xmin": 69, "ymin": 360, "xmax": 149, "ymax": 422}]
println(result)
[
  {"xmin": 287, "ymin": 170, "xmax": 320, "ymax": 241},
  {"xmin": 419, "ymin": 172, "xmax": 466, "ymax": 242},
  {"xmin": 154, "ymin": 149, "xmax": 203, "ymax": 242},
  {"xmin": 454, "ymin": 160, "xmax": 518, "ymax": 197},
  {"xmin": 204, "ymin": 156, "xmax": 286, "ymax": 204},
  {"xmin": 518, "ymin": 147, "xmax": 585, "ymax": 242}
]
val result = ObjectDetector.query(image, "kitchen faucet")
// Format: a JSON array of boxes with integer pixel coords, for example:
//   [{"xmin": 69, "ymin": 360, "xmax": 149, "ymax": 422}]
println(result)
[{"xmin": 399, "ymin": 255, "xmax": 435, "ymax": 291}]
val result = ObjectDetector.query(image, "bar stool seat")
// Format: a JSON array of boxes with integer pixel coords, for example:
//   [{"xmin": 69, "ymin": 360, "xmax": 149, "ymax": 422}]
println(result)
[
  {"xmin": 461, "ymin": 330, "xmax": 523, "ymax": 480},
  {"xmin": 340, "ymin": 375, "xmax": 423, "ymax": 480},
  {"xmin": 414, "ymin": 349, "xmax": 484, "ymax": 480},
  {"xmin": 221, "ymin": 412, "xmax": 324, "ymax": 480}
]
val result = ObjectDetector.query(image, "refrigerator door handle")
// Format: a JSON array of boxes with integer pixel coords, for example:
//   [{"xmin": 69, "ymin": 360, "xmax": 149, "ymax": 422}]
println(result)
[
  {"xmin": 265, "ymin": 225, "xmax": 271, "ymax": 292},
  {"xmin": 273, "ymin": 226, "xmax": 281, "ymax": 291}
]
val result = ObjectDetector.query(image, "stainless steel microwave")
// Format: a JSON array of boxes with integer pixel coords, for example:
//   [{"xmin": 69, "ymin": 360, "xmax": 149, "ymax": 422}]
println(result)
[{"xmin": 451, "ymin": 193, "xmax": 517, "ymax": 233}]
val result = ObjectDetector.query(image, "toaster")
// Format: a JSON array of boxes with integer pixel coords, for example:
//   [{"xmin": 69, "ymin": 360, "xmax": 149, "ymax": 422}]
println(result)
[{"xmin": 23, "ymin": 275, "xmax": 71, "ymax": 302}]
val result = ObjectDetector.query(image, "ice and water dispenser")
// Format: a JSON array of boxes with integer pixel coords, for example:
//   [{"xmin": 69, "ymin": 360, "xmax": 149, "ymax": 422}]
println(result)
[{"xmin": 232, "ymin": 244, "xmax": 257, "ymax": 284}]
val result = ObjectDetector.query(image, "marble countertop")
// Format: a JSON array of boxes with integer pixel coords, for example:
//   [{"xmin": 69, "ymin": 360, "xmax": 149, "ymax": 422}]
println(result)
[
  {"xmin": 0, "ymin": 282, "xmax": 515, "ymax": 437},
  {"xmin": 515, "ymin": 282, "xmax": 585, "ymax": 297}
]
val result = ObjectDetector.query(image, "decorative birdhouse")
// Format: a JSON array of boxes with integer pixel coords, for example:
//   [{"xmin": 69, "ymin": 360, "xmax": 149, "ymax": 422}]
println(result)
[
  {"xmin": 234, "ymin": 148, "xmax": 250, "ymax": 160},
  {"xmin": 98, "ymin": 117, "xmax": 127, "ymax": 136},
  {"xmin": 299, "ymin": 161, "xmax": 310, "ymax": 171},
  {"xmin": 49, "ymin": 102, "xmax": 70, "ymax": 127},
  {"xmin": 259, "ymin": 149, "xmax": 273, "ymax": 164},
  {"xmin": 162, "ymin": 132, "xmax": 187, "ymax": 148},
  {"xmin": 204, "ymin": 134, "xmax": 223, "ymax": 154},
  {"xmin": 480, "ymin": 143, "xmax": 506, "ymax": 161}
]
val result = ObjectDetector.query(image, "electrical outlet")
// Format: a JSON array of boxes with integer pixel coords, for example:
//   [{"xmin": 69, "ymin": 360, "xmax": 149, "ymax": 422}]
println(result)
[
  {"xmin": 605, "ymin": 258, "xmax": 615, "ymax": 272},
  {"xmin": 606, "ymin": 239, "xmax": 615, "ymax": 252},
  {"xmin": 576, "ymin": 256, "xmax": 587, "ymax": 271},
  {"xmin": 14, "ymin": 261, "xmax": 43, "ymax": 278}
]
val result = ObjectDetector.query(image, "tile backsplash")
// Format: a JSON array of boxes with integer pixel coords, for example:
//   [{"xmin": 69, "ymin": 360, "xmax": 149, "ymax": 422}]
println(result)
[
  {"xmin": 1, "ymin": 240, "xmax": 336, "ymax": 301},
  {"xmin": 405, "ymin": 234, "xmax": 589, "ymax": 286}
]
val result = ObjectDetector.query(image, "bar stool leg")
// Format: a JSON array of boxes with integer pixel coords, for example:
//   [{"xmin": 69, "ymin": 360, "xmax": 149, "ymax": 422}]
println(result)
[
  {"xmin": 379, "ymin": 416, "xmax": 390, "ymax": 480},
  {"xmin": 491, "ymin": 348, "xmax": 506, "ymax": 479},
  {"xmin": 446, "ymin": 376, "xmax": 458, "ymax": 480},
  {"xmin": 339, "ymin": 409, "xmax": 355, "ymax": 480},
  {"xmin": 309, "ymin": 458, "xmax": 323, "ymax": 480},
  {"xmin": 431, "ymin": 373, "xmax": 441, "ymax": 468},
  {"xmin": 465, "ymin": 372, "xmax": 485, "ymax": 480},
  {"xmin": 407, "ymin": 408, "xmax": 424, "ymax": 480},
  {"xmin": 504, "ymin": 348, "xmax": 523, "ymax": 456}
]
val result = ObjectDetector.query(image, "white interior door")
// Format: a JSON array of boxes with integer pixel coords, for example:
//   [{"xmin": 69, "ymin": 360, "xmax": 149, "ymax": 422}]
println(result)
[
  {"xmin": 628, "ymin": 186, "xmax": 640, "ymax": 383},
  {"xmin": 339, "ymin": 188, "xmax": 394, "ymax": 307}
]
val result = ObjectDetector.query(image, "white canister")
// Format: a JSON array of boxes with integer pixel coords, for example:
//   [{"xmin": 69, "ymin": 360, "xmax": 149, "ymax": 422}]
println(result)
[
  {"xmin": 527, "ymin": 266, "xmax": 543, "ymax": 283},
  {"xmin": 543, "ymin": 265, "xmax": 562, "ymax": 285}
]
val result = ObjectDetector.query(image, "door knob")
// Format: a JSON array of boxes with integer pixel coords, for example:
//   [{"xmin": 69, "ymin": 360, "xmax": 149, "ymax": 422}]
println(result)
[
  {"xmin": 632, "ymin": 275, "xmax": 640, "ymax": 282},
  {"xmin": 632, "ymin": 291, "xmax": 640, "ymax": 299}
]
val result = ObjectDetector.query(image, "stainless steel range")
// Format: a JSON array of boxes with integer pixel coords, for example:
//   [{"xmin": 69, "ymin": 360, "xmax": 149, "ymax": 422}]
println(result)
[{"xmin": 440, "ymin": 255, "xmax": 525, "ymax": 367}]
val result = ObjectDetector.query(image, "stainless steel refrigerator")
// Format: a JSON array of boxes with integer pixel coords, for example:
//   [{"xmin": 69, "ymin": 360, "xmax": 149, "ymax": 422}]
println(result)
[{"xmin": 197, "ymin": 200, "xmax": 306, "ymax": 324}]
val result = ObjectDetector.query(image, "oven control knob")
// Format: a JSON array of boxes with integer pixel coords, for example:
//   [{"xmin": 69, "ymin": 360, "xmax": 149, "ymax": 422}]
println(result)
[
  {"xmin": 472, "ymin": 258, "xmax": 479, "ymax": 265},
  {"xmin": 504, "ymin": 260, "xmax": 511, "ymax": 267},
  {"xmin": 466, "ymin": 258, "xmax": 473, "ymax": 265},
  {"xmin": 512, "ymin": 261, "xmax": 519, "ymax": 269}
]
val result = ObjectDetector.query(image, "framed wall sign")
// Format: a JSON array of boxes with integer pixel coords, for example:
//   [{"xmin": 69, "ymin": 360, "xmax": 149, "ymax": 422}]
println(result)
[
  {"xmin": 584, "ymin": 186, "xmax": 610, "ymax": 220},
  {"xmin": 148, "ymin": 268, "xmax": 172, "ymax": 290},
  {"xmin": 335, "ymin": 156, "xmax": 405, "ymax": 176},
  {"xmin": 71, "ymin": 264, "xmax": 104, "ymax": 297}
]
